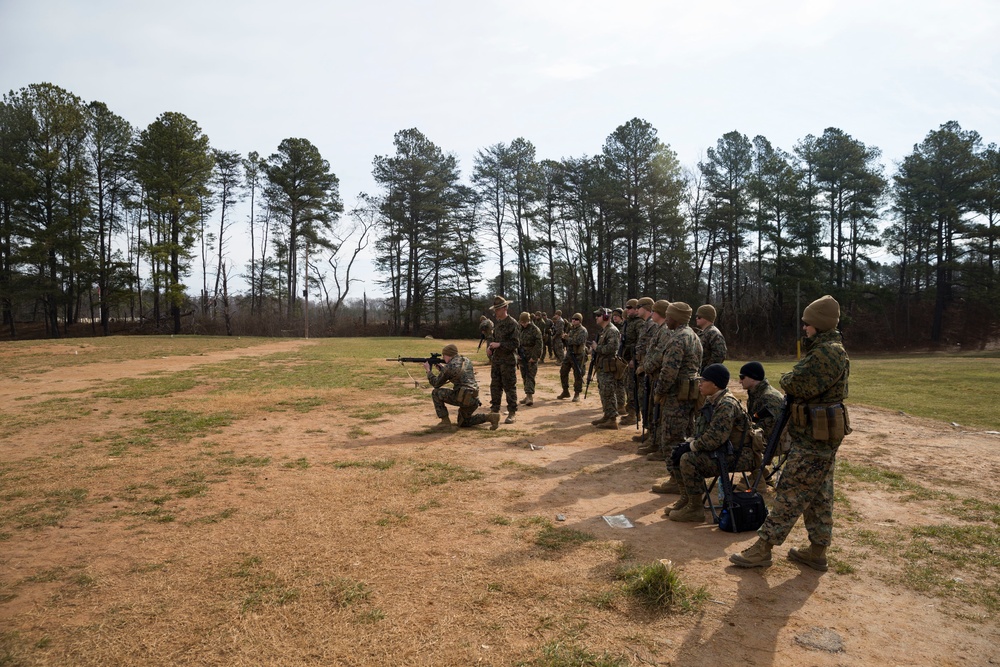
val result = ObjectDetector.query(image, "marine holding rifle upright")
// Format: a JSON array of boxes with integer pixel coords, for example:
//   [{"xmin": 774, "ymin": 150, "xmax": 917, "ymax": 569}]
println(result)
[
  {"xmin": 558, "ymin": 313, "xmax": 588, "ymax": 402},
  {"xmin": 588, "ymin": 307, "xmax": 622, "ymax": 429},
  {"xmin": 517, "ymin": 311, "xmax": 543, "ymax": 407},
  {"xmin": 730, "ymin": 295, "xmax": 850, "ymax": 572},
  {"xmin": 425, "ymin": 344, "xmax": 500, "ymax": 431},
  {"xmin": 487, "ymin": 295, "xmax": 521, "ymax": 424}
]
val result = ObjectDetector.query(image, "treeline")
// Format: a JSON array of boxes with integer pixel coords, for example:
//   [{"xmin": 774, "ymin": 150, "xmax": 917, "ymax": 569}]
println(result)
[{"xmin": 2, "ymin": 82, "xmax": 999, "ymax": 349}]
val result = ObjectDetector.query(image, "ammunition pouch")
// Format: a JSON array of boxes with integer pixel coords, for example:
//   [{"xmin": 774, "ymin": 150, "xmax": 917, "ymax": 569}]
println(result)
[
  {"xmin": 614, "ymin": 355, "xmax": 628, "ymax": 380},
  {"xmin": 677, "ymin": 376, "xmax": 700, "ymax": 401},
  {"xmin": 791, "ymin": 402, "xmax": 850, "ymax": 441},
  {"xmin": 455, "ymin": 386, "xmax": 479, "ymax": 408}
]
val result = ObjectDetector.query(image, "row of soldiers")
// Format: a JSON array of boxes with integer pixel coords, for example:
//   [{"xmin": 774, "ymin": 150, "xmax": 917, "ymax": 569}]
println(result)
[{"xmin": 432, "ymin": 293, "xmax": 850, "ymax": 570}]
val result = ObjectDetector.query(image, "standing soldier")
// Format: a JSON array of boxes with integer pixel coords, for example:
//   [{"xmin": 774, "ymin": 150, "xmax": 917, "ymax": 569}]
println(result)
[
  {"xmin": 610, "ymin": 307, "xmax": 628, "ymax": 419},
  {"xmin": 479, "ymin": 315, "xmax": 494, "ymax": 356},
  {"xmin": 632, "ymin": 297, "xmax": 657, "ymax": 446},
  {"xmin": 557, "ymin": 313, "xmax": 588, "ymax": 402},
  {"xmin": 550, "ymin": 310, "xmax": 566, "ymax": 363},
  {"xmin": 730, "ymin": 295, "xmax": 850, "ymax": 571},
  {"xmin": 649, "ymin": 302, "xmax": 703, "ymax": 495},
  {"xmin": 425, "ymin": 344, "xmax": 501, "ymax": 431},
  {"xmin": 542, "ymin": 311, "xmax": 554, "ymax": 361},
  {"xmin": 696, "ymin": 304, "xmax": 727, "ymax": 371},
  {"xmin": 517, "ymin": 311, "xmax": 543, "ymax": 407},
  {"xmin": 621, "ymin": 299, "xmax": 642, "ymax": 427},
  {"xmin": 589, "ymin": 307, "xmax": 622, "ymax": 429},
  {"xmin": 487, "ymin": 295, "xmax": 520, "ymax": 424},
  {"xmin": 639, "ymin": 300, "xmax": 672, "ymax": 459}
]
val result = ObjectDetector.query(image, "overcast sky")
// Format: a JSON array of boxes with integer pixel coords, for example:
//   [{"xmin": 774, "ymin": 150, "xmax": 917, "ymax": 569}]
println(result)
[{"xmin": 2, "ymin": 0, "xmax": 999, "ymax": 297}]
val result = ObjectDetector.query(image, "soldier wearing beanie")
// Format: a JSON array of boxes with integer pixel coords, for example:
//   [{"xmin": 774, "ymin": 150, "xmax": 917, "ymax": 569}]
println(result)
[
  {"xmin": 739, "ymin": 361, "xmax": 784, "ymax": 445},
  {"xmin": 731, "ymin": 295, "xmax": 850, "ymax": 571},
  {"xmin": 425, "ymin": 344, "xmax": 500, "ymax": 431},
  {"xmin": 558, "ymin": 312, "xmax": 588, "ymax": 401},
  {"xmin": 649, "ymin": 302, "xmax": 703, "ymax": 497},
  {"xmin": 588, "ymin": 307, "xmax": 622, "ymax": 428},
  {"xmin": 550, "ymin": 310, "xmax": 567, "ymax": 363},
  {"xmin": 636, "ymin": 299, "xmax": 672, "ymax": 455},
  {"xmin": 668, "ymin": 363, "xmax": 756, "ymax": 523},
  {"xmin": 696, "ymin": 304, "xmax": 727, "ymax": 372},
  {"xmin": 517, "ymin": 311, "xmax": 543, "ymax": 406}
]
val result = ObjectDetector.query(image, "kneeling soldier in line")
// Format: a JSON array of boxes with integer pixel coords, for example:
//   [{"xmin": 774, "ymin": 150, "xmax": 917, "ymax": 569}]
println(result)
[
  {"xmin": 426, "ymin": 344, "xmax": 500, "ymax": 431},
  {"xmin": 667, "ymin": 363, "xmax": 756, "ymax": 522}
]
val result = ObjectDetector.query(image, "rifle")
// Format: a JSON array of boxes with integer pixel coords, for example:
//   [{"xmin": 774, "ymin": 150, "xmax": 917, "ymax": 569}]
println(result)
[
  {"xmin": 750, "ymin": 395, "xmax": 791, "ymax": 491},
  {"xmin": 632, "ymin": 367, "xmax": 640, "ymax": 430},
  {"xmin": 566, "ymin": 347, "xmax": 584, "ymax": 379},
  {"xmin": 584, "ymin": 344, "xmax": 598, "ymax": 399},
  {"xmin": 386, "ymin": 353, "xmax": 445, "ymax": 366},
  {"xmin": 477, "ymin": 334, "xmax": 485, "ymax": 352}
]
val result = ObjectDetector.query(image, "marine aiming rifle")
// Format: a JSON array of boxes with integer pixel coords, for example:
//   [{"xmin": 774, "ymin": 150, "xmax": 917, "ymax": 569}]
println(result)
[
  {"xmin": 750, "ymin": 395, "xmax": 791, "ymax": 491},
  {"xmin": 386, "ymin": 353, "xmax": 445, "ymax": 366}
]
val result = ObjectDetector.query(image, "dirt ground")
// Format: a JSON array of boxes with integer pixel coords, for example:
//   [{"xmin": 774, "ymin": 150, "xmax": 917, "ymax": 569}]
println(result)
[{"xmin": 1, "ymin": 339, "xmax": 998, "ymax": 666}]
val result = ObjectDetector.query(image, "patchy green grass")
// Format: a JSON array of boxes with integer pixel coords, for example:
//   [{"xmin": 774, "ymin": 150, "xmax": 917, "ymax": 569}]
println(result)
[
  {"xmin": 836, "ymin": 461, "xmax": 944, "ymax": 500},
  {"xmin": 140, "ymin": 409, "xmax": 235, "ymax": 442},
  {"xmin": 534, "ymin": 522, "xmax": 595, "ymax": 551},
  {"xmin": 517, "ymin": 641, "xmax": 629, "ymax": 667},
  {"xmin": 322, "ymin": 577, "xmax": 371, "ymax": 608},
  {"xmin": 411, "ymin": 461, "xmax": 482, "ymax": 486},
  {"xmin": 617, "ymin": 560, "xmax": 709, "ymax": 612},
  {"xmin": 94, "ymin": 375, "xmax": 199, "ymax": 400},
  {"xmin": 326, "ymin": 459, "xmax": 396, "ymax": 470}
]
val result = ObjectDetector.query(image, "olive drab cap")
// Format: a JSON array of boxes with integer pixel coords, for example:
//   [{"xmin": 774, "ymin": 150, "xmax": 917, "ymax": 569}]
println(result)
[
  {"xmin": 442, "ymin": 344, "xmax": 459, "ymax": 357},
  {"xmin": 519, "ymin": 311, "xmax": 532, "ymax": 324},
  {"xmin": 625, "ymin": 298, "xmax": 639, "ymax": 308},
  {"xmin": 637, "ymin": 297, "xmax": 655, "ymax": 311},
  {"xmin": 667, "ymin": 302, "xmax": 693, "ymax": 322},
  {"xmin": 489, "ymin": 295, "xmax": 512, "ymax": 311},
  {"xmin": 554, "ymin": 309, "xmax": 562, "ymax": 317},
  {"xmin": 612, "ymin": 307, "xmax": 624, "ymax": 316},
  {"xmin": 696, "ymin": 304, "xmax": 717, "ymax": 323},
  {"xmin": 652, "ymin": 300, "xmax": 670, "ymax": 317},
  {"xmin": 572, "ymin": 312, "xmax": 583, "ymax": 322},
  {"xmin": 803, "ymin": 295, "xmax": 840, "ymax": 331}
]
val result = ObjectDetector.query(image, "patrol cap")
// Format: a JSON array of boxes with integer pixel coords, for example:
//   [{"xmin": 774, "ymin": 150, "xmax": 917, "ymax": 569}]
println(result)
[
  {"xmin": 667, "ymin": 302, "xmax": 692, "ymax": 323},
  {"xmin": 625, "ymin": 298, "xmax": 639, "ymax": 308},
  {"xmin": 652, "ymin": 300, "xmax": 670, "ymax": 317},
  {"xmin": 700, "ymin": 363, "xmax": 730, "ymax": 389},
  {"xmin": 637, "ymin": 297, "xmax": 655, "ymax": 311},
  {"xmin": 519, "ymin": 311, "xmax": 532, "ymax": 324},
  {"xmin": 696, "ymin": 304, "xmax": 717, "ymax": 323},
  {"xmin": 442, "ymin": 344, "xmax": 459, "ymax": 357}
]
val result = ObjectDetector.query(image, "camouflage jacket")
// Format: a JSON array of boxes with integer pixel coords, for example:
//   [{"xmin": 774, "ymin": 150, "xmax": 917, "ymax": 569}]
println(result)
[
  {"xmin": 698, "ymin": 324, "xmax": 727, "ymax": 370},
  {"xmin": 655, "ymin": 324, "xmax": 702, "ymax": 397},
  {"xmin": 691, "ymin": 389, "xmax": 745, "ymax": 454},
  {"xmin": 479, "ymin": 319, "xmax": 494, "ymax": 341},
  {"xmin": 623, "ymin": 313, "xmax": 642, "ymax": 361},
  {"xmin": 563, "ymin": 322, "xmax": 588, "ymax": 357},
  {"xmin": 780, "ymin": 330, "xmax": 849, "ymax": 404},
  {"xmin": 641, "ymin": 321, "xmax": 671, "ymax": 376},
  {"xmin": 595, "ymin": 323, "xmax": 620, "ymax": 367},
  {"xmin": 747, "ymin": 379, "xmax": 784, "ymax": 440},
  {"xmin": 491, "ymin": 315, "xmax": 521, "ymax": 364},
  {"xmin": 550, "ymin": 317, "xmax": 566, "ymax": 339},
  {"xmin": 635, "ymin": 316, "xmax": 658, "ymax": 364},
  {"xmin": 428, "ymin": 355, "xmax": 478, "ymax": 392},
  {"xmin": 542, "ymin": 317, "xmax": 553, "ymax": 341},
  {"xmin": 520, "ymin": 322, "xmax": 543, "ymax": 361}
]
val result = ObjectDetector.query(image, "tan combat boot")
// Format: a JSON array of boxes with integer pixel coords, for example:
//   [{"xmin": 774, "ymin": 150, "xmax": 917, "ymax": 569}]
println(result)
[
  {"xmin": 666, "ymin": 490, "xmax": 689, "ymax": 513},
  {"xmin": 504, "ymin": 414, "xmax": 516, "ymax": 424},
  {"xmin": 525, "ymin": 394, "xmax": 533, "ymax": 406},
  {"xmin": 591, "ymin": 415, "xmax": 610, "ymax": 425},
  {"xmin": 636, "ymin": 441, "xmax": 657, "ymax": 455},
  {"xmin": 557, "ymin": 389, "xmax": 570, "ymax": 399},
  {"xmin": 729, "ymin": 539, "xmax": 774, "ymax": 568},
  {"xmin": 618, "ymin": 410, "xmax": 637, "ymax": 427},
  {"xmin": 431, "ymin": 416, "xmax": 452, "ymax": 431},
  {"xmin": 572, "ymin": 393, "xmax": 581, "ymax": 402},
  {"xmin": 519, "ymin": 396, "xmax": 528, "ymax": 405},
  {"xmin": 651, "ymin": 476, "xmax": 680, "ymax": 494},
  {"xmin": 598, "ymin": 419, "xmax": 619, "ymax": 430},
  {"xmin": 788, "ymin": 543, "xmax": 828, "ymax": 571},
  {"xmin": 488, "ymin": 412, "xmax": 500, "ymax": 431},
  {"xmin": 645, "ymin": 449, "xmax": 667, "ymax": 461},
  {"xmin": 668, "ymin": 501, "xmax": 704, "ymax": 523},
  {"xmin": 631, "ymin": 431, "xmax": 650, "ymax": 443}
]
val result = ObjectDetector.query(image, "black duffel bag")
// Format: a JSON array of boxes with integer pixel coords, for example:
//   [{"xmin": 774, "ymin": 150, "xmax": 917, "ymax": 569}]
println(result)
[{"xmin": 718, "ymin": 489, "xmax": 768, "ymax": 533}]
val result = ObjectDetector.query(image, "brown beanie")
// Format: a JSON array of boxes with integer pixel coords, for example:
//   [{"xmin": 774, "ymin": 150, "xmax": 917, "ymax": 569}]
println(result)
[
  {"xmin": 697, "ymin": 304, "xmax": 717, "ymax": 323},
  {"xmin": 803, "ymin": 295, "xmax": 840, "ymax": 331},
  {"xmin": 652, "ymin": 300, "xmax": 670, "ymax": 317},
  {"xmin": 519, "ymin": 311, "xmax": 532, "ymax": 324},
  {"xmin": 572, "ymin": 312, "xmax": 583, "ymax": 322},
  {"xmin": 637, "ymin": 297, "xmax": 655, "ymax": 311},
  {"xmin": 667, "ymin": 302, "xmax": 693, "ymax": 323},
  {"xmin": 442, "ymin": 344, "xmax": 459, "ymax": 357},
  {"xmin": 625, "ymin": 298, "xmax": 639, "ymax": 308},
  {"xmin": 554, "ymin": 309, "xmax": 562, "ymax": 317}
]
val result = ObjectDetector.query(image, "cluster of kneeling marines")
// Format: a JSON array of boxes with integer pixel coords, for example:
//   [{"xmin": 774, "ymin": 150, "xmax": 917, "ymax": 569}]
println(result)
[{"xmin": 414, "ymin": 294, "xmax": 851, "ymax": 570}]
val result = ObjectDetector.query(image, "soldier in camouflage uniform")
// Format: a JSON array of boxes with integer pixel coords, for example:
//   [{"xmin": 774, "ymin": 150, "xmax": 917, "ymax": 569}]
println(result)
[
  {"xmin": 558, "ymin": 313, "xmax": 588, "ymax": 401},
  {"xmin": 542, "ymin": 312, "xmax": 554, "ymax": 361},
  {"xmin": 426, "ymin": 344, "xmax": 500, "ymax": 430},
  {"xmin": 668, "ymin": 364, "xmax": 756, "ymax": 522},
  {"xmin": 610, "ymin": 307, "xmax": 628, "ymax": 418},
  {"xmin": 479, "ymin": 315, "xmax": 494, "ymax": 350},
  {"xmin": 739, "ymin": 361, "xmax": 785, "ymax": 443},
  {"xmin": 649, "ymin": 302, "xmax": 703, "ymax": 495},
  {"xmin": 517, "ymin": 311, "xmax": 543, "ymax": 407},
  {"xmin": 696, "ymin": 304, "xmax": 727, "ymax": 371},
  {"xmin": 620, "ymin": 299, "xmax": 642, "ymax": 427},
  {"xmin": 730, "ymin": 295, "xmax": 850, "ymax": 571},
  {"xmin": 638, "ymin": 300, "xmax": 671, "ymax": 457},
  {"xmin": 486, "ymin": 295, "xmax": 521, "ymax": 424},
  {"xmin": 588, "ymin": 307, "xmax": 621, "ymax": 429},
  {"xmin": 631, "ymin": 297, "xmax": 657, "ymax": 446},
  {"xmin": 550, "ymin": 310, "xmax": 566, "ymax": 363}
]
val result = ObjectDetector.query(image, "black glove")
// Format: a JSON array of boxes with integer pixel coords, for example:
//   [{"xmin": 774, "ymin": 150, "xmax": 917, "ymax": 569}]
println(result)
[{"xmin": 671, "ymin": 441, "xmax": 692, "ymax": 466}]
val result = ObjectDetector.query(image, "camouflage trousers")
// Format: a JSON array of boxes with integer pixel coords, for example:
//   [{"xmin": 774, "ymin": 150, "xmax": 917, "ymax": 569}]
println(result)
[
  {"xmin": 431, "ymin": 387, "xmax": 489, "ymax": 427},
  {"xmin": 758, "ymin": 440, "xmax": 840, "ymax": 547},
  {"xmin": 614, "ymin": 374, "xmax": 626, "ymax": 414},
  {"xmin": 679, "ymin": 447, "xmax": 756, "ymax": 500},
  {"xmin": 636, "ymin": 372, "xmax": 649, "ymax": 426},
  {"xmin": 658, "ymin": 397, "xmax": 696, "ymax": 472},
  {"xmin": 490, "ymin": 361, "xmax": 518, "ymax": 414},
  {"xmin": 596, "ymin": 370, "xmax": 618, "ymax": 419},
  {"xmin": 551, "ymin": 338, "xmax": 565, "ymax": 364},
  {"xmin": 560, "ymin": 358, "xmax": 584, "ymax": 393},
  {"xmin": 519, "ymin": 359, "xmax": 538, "ymax": 396}
]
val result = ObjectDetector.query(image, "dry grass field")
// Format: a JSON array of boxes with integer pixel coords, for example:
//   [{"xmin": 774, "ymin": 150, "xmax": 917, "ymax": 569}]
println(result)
[{"xmin": 1, "ymin": 336, "xmax": 998, "ymax": 666}]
